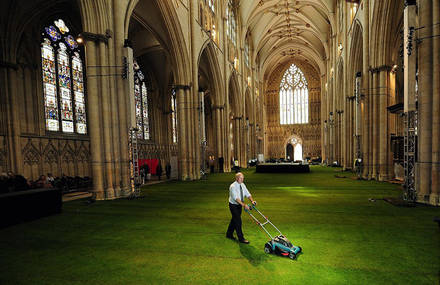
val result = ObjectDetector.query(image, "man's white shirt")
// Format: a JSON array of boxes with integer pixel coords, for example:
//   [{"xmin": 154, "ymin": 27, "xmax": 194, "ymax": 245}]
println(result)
[{"xmin": 229, "ymin": 181, "xmax": 251, "ymax": 205}]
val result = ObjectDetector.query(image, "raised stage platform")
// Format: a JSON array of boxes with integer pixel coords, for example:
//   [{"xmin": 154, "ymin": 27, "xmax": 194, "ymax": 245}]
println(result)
[
  {"xmin": 0, "ymin": 188, "xmax": 62, "ymax": 228},
  {"xmin": 256, "ymin": 163, "xmax": 310, "ymax": 173}
]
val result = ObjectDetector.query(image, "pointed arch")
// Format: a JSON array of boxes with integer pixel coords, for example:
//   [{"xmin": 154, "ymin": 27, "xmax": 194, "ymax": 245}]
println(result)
[
  {"xmin": 228, "ymin": 72, "xmax": 241, "ymax": 116},
  {"xmin": 198, "ymin": 41, "xmax": 224, "ymax": 106},
  {"xmin": 130, "ymin": 0, "xmax": 190, "ymax": 85},
  {"xmin": 244, "ymin": 87, "xmax": 253, "ymax": 122}
]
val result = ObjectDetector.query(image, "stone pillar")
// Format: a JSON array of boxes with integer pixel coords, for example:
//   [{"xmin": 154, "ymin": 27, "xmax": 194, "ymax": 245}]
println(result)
[
  {"xmin": 214, "ymin": 106, "xmax": 223, "ymax": 160},
  {"xmin": 344, "ymin": 93, "xmax": 349, "ymax": 169},
  {"xmin": 379, "ymin": 69, "xmax": 389, "ymax": 181},
  {"xmin": 113, "ymin": 0, "xmax": 129, "ymax": 195},
  {"xmin": 219, "ymin": 106, "xmax": 226, "ymax": 166},
  {"xmin": 189, "ymin": 0, "xmax": 198, "ymax": 180},
  {"xmin": 362, "ymin": 0, "xmax": 370, "ymax": 179},
  {"xmin": 417, "ymin": 0, "xmax": 433, "ymax": 202},
  {"xmin": 225, "ymin": 108, "xmax": 231, "ymax": 172},
  {"xmin": 6, "ymin": 67, "xmax": 23, "ymax": 174},
  {"xmin": 176, "ymin": 87, "xmax": 188, "ymax": 180},
  {"xmin": 107, "ymin": 31, "xmax": 121, "ymax": 196},
  {"xmin": 234, "ymin": 117, "xmax": 241, "ymax": 165},
  {"xmin": 98, "ymin": 41, "xmax": 115, "ymax": 199},
  {"xmin": 431, "ymin": 0, "xmax": 440, "ymax": 205},
  {"xmin": 185, "ymin": 88, "xmax": 195, "ymax": 179},
  {"xmin": 85, "ymin": 40, "xmax": 105, "ymax": 199},
  {"xmin": 371, "ymin": 71, "xmax": 378, "ymax": 179},
  {"xmin": 321, "ymin": 77, "xmax": 327, "ymax": 162}
]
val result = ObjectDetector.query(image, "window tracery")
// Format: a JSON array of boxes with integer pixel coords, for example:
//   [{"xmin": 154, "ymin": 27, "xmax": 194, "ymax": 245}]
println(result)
[
  {"xmin": 226, "ymin": 0, "xmax": 237, "ymax": 46},
  {"xmin": 133, "ymin": 61, "xmax": 150, "ymax": 140},
  {"xmin": 41, "ymin": 19, "xmax": 87, "ymax": 134},
  {"xmin": 279, "ymin": 64, "xmax": 309, "ymax": 124}
]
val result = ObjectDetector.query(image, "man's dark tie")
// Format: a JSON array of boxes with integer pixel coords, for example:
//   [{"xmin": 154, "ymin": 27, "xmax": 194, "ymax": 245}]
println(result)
[{"xmin": 240, "ymin": 184, "xmax": 244, "ymax": 202}]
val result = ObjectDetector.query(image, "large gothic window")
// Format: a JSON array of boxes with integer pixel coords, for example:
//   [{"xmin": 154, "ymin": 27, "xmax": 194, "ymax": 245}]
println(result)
[
  {"xmin": 279, "ymin": 64, "xmax": 309, "ymax": 124},
  {"xmin": 41, "ymin": 19, "xmax": 87, "ymax": 134},
  {"xmin": 133, "ymin": 61, "xmax": 150, "ymax": 140}
]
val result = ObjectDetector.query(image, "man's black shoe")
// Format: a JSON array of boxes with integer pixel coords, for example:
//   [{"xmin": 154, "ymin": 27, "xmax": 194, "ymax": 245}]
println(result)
[
  {"xmin": 239, "ymin": 239, "xmax": 250, "ymax": 244},
  {"xmin": 226, "ymin": 235, "xmax": 236, "ymax": 240}
]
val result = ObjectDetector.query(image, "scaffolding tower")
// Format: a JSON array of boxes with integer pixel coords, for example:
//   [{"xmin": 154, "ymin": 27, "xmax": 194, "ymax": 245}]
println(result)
[
  {"xmin": 403, "ymin": 2, "xmax": 417, "ymax": 202},
  {"xmin": 129, "ymin": 127, "xmax": 141, "ymax": 198},
  {"xmin": 403, "ymin": 111, "xmax": 417, "ymax": 201}
]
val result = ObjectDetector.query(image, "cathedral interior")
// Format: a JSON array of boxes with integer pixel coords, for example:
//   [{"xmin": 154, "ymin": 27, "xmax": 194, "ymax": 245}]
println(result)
[{"xmin": 0, "ymin": 0, "xmax": 439, "ymax": 283}]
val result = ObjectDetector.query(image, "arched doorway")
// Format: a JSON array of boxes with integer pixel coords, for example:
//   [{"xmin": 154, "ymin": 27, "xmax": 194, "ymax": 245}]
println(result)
[
  {"xmin": 285, "ymin": 135, "xmax": 303, "ymax": 161},
  {"xmin": 286, "ymin": 144, "xmax": 293, "ymax": 160}
]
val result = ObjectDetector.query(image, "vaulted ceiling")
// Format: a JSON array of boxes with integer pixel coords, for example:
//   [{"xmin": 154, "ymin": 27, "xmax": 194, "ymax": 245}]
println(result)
[{"xmin": 240, "ymin": 0, "xmax": 334, "ymax": 79}]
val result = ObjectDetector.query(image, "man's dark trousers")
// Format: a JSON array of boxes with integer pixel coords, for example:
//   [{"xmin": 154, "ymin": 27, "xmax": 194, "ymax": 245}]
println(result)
[{"xmin": 227, "ymin": 203, "xmax": 244, "ymax": 240}]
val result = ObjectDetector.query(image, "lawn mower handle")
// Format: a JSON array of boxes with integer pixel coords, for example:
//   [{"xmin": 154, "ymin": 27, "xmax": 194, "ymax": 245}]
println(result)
[{"xmin": 244, "ymin": 203, "xmax": 257, "ymax": 212}]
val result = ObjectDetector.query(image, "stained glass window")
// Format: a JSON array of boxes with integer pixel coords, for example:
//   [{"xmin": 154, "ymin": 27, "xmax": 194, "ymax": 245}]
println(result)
[
  {"xmin": 279, "ymin": 64, "xmax": 309, "ymax": 124},
  {"xmin": 72, "ymin": 52, "xmax": 86, "ymax": 134},
  {"xmin": 171, "ymin": 89, "xmax": 178, "ymax": 144},
  {"xmin": 227, "ymin": 1, "xmax": 237, "ymax": 46},
  {"xmin": 42, "ymin": 38, "xmax": 59, "ymax": 131},
  {"xmin": 133, "ymin": 60, "xmax": 150, "ymax": 140},
  {"xmin": 41, "ymin": 19, "xmax": 87, "ymax": 134}
]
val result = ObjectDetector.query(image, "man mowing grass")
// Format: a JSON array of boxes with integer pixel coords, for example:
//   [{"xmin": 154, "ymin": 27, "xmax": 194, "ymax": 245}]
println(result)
[{"xmin": 226, "ymin": 172, "xmax": 257, "ymax": 244}]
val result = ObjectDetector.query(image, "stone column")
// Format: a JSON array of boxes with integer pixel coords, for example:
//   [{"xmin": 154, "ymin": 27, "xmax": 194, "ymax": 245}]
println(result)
[
  {"xmin": 190, "ymin": 89, "xmax": 198, "ymax": 179},
  {"xmin": 386, "ymin": 70, "xmax": 394, "ymax": 179},
  {"xmin": 184, "ymin": 88, "xmax": 194, "ymax": 179},
  {"xmin": 3, "ymin": 66, "xmax": 23, "ymax": 174},
  {"xmin": 113, "ymin": 0, "xmax": 129, "ymax": 194},
  {"xmin": 417, "ymin": 0, "xmax": 433, "ymax": 202},
  {"xmin": 214, "ymin": 106, "xmax": 222, "ymax": 160},
  {"xmin": 176, "ymin": 87, "xmax": 188, "ymax": 179},
  {"xmin": 371, "ymin": 71, "xmax": 378, "ymax": 179},
  {"xmin": 328, "ymin": 78, "xmax": 334, "ymax": 164},
  {"xmin": 225, "ymin": 112, "xmax": 231, "ymax": 171},
  {"xmin": 241, "ymin": 119, "xmax": 246, "ymax": 166},
  {"xmin": 362, "ymin": 0, "xmax": 370, "ymax": 179},
  {"xmin": 430, "ymin": 0, "xmax": 440, "ymax": 205},
  {"xmin": 85, "ymin": 40, "xmax": 105, "ymax": 199},
  {"xmin": 344, "ymin": 93, "xmax": 349, "ymax": 169},
  {"xmin": 189, "ymin": 0, "xmax": 200, "ymax": 179},
  {"xmin": 98, "ymin": 41, "xmax": 115, "ymax": 199},
  {"xmin": 321, "ymin": 77, "xmax": 327, "ymax": 162},
  {"xmin": 379, "ymin": 69, "xmax": 389, "ymax": 181},
  {"xmin": 234, "ymin": 117, "xmax": 241, "ymax": 165},
  {"xmin": 107, "ymin": 31, "xmax": 121, "ymax": 196}
]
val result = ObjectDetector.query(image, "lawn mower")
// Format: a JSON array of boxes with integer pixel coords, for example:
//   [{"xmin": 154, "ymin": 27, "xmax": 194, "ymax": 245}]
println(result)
[{"xmin": 245, "ymin": 204, "xmax": 302, "ymax": 260}]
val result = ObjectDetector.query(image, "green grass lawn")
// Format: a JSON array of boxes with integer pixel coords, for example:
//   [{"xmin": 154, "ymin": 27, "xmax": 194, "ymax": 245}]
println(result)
[{"xmin": 1, "ymin": 166, "xmax": 439, "ymax": 284}]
